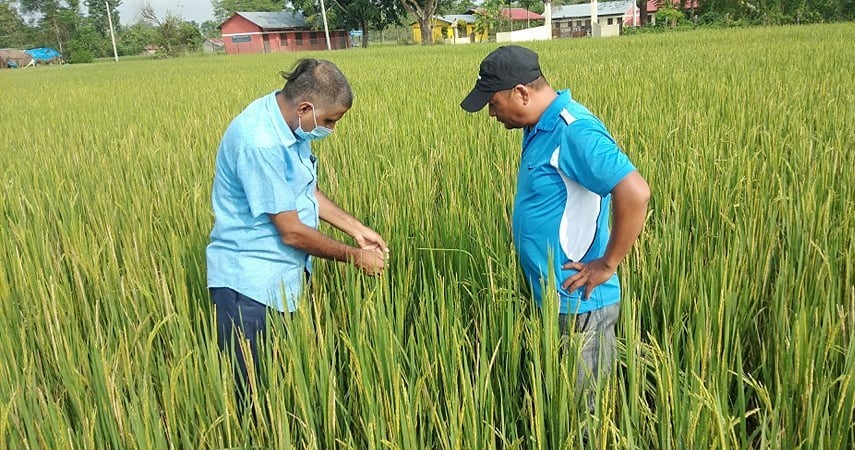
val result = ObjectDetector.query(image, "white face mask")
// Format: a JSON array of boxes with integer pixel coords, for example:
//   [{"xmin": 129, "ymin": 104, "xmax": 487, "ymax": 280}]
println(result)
[{"xmin": 294, "ymin": 103, "xmax": 333, "ymax": 141}]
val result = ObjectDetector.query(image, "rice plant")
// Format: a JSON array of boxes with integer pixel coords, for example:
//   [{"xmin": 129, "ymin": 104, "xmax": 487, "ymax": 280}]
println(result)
[{"xmin": 0, "ymin": 23, "xmax": 853, "ymax": 449}]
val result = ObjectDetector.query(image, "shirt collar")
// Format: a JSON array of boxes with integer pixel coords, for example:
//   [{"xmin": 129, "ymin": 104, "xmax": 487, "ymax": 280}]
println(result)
[
  {"xmin": 525, "ymin": 89, "xmax": 573, "ymax": 139},
  {"xmin": 267, "ymin": 90, "xmax": 298, "ymax": 149}
]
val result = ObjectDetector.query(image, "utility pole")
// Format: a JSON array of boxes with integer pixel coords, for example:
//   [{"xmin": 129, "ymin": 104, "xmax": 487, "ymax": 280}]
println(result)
[
  {"xmin": 632, "ymin": 0, "xmax": 638, "ymax": 27},
  {"xmin": 544, "ymin": 0, "xmax": 552, "ymax": 39},
  {"xmin": 525, "ymin": 0, "xmax": 530, "ymax": 28},
  {"xmin": 319, "ymin": 0, "xmax": 332, "ymax": 50},
  {"xmin": 591, "ymin": 0, "xmax": 599, "ymax": 37},
  {"xmin": 106, "ymin": 1, "xmax": 119, "ymax": 62}
]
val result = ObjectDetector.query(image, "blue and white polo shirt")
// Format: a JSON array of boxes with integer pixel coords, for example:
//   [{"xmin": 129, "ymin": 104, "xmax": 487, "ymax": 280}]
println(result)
[{"xmin": 512, "ymin": 90, "xmax": 635, "ymax": 314}]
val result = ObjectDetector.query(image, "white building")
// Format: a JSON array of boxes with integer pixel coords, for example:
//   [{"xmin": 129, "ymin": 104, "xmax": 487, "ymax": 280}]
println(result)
[{"xmin": 551, "ymin": 0, "xmax": 643, "ymax": 38}]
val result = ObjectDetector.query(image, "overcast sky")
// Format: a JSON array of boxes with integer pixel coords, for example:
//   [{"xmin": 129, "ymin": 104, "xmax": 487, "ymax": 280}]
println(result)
[{"xmin": 117, "ymin": 0, "xmax": 216, "ymax": 25}]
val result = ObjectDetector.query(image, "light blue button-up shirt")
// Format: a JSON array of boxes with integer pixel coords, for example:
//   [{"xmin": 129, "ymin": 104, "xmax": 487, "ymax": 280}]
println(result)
[{"xmin": 207, "ymin": 91, "xmax": 318, "ymax": 312}]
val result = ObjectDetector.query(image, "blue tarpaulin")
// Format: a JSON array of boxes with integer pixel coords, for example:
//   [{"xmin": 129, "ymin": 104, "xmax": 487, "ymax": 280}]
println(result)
[{"xmin": 24, "ymin": 47, "xmax": 62, "ymax": 63}]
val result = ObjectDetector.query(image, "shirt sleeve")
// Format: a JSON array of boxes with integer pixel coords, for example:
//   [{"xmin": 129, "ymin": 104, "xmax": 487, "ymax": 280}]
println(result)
[
  {"xmin": 234, "ymin": 146, "xmax": 297, "ymax": 217},
  {"xmin": 558, "ymin": 120, "xmax": 636, "ymax": 197}
]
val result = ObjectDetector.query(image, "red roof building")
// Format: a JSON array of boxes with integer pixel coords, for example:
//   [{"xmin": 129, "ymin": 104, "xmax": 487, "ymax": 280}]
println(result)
[
  {"xmin": 500, "ymin": 8, "xmax": 545, "ymax": 21},
  {"xmin": 219, "ymin": 11, "xmax": 349, "ymax": 55},
  {"xmin": 466, "ymin": 7, "xmax": 545, "ymax": 22}
]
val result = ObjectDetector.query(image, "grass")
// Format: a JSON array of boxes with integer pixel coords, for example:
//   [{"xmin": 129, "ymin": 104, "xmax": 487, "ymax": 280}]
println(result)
[{"xmin": 0, "ymin": 23, "xmax": 853, "ymax": 449}]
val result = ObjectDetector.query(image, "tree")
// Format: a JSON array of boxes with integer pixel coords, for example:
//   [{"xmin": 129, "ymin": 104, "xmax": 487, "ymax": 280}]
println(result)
[
  {"xmin": 338, "ymin": 0, "xmax": 405, "ymax": 48},
  {"xmin": 637, "ymin": 0, "xmax": 649, "ymax": 26},
  {"xmin": 292, "ymin": 0, "xmax": 403, "ymax": 48},
  {"xmin": 400, "ymin": 0, "xmax": 440, "ymax": 44},
  {"xmin": 141, "ymin": 4, "xmax": 202, "ymax": 56},
  {"xmin": 118, "ymin": 20, "xmax": 155, "ymax": 55},
  {"xmin": 65, "ymin": 20, "xmax": 99, "ymax": 62},
  {"xmin": 517, "ymin": 0, "xmax": 544, "ymax": 15},
  {"xmin": 20, "ymin": 0, "xmax": 86, "ymax": 55},
  {"xmin": 199, "ymin": 19, "xmax": 221, "ymax": 38},
  {"xmin": 84, "ymin": 0, "xmax": 120, "ymax": 39},
  {"xmin": 18, "ymin": 0, "xmax": 58, "ymax": 14},
  {"xmin": 211, "ymin": 0, "xmax": 283, "ymax": 22},
  {"xmin": 447, "ymin": 0, "xmax": 476, "ymax": 12},
  {"xmin": 472, "ymin": 0, "xmax": 502, "ymax": 38},
  {"xmin": 656, "ymin": 4, "xmax": 686, "ymax": 26},
  {"xmin": 0, "ymin": 1, "xmax": 29, "ymax": 48}
]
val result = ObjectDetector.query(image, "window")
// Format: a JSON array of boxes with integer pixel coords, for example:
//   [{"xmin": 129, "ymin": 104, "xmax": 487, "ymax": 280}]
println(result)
[
  {"xmin": 310, "ymin": 32, "xmax": 318, "ymax": 45},
  {"xmin": 296, "ymin": 32, "xmax": 303, "ymax": 46},
  {"xmin": 280, "ymin": 33, "xmax": 288, "ymax": 42},
  {"xmin": 607, "ymin": 18, "xmax": 613, "ymax": 25}
]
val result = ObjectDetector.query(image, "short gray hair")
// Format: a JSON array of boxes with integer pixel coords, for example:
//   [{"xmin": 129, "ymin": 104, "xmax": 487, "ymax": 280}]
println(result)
[
  {"xmin": 526, "ymin": 75, "xmax": 549, "ymax": 91},
  {"xmin": 279, "ymin": 59, "xmax": 353, "ymax": 109}
]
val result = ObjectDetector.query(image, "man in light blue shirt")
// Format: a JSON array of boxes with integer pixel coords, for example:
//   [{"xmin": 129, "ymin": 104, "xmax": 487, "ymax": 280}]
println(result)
[
  {"xmin": 461, "ymin": 46, "xmax": 650, "ymax": 400},
  {"xmin": 207, "ymin": 59, "xmax": 388, "ymax": 408}
]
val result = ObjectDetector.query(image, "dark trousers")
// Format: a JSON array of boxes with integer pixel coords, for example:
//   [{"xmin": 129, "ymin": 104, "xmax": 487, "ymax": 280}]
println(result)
[{"xmin": 211, "ymin": 287, "xmax": 273, "ymax": 410}]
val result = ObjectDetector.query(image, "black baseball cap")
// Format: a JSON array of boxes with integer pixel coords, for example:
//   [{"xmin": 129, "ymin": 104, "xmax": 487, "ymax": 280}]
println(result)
[{"xmin": 460, "ymin": 45, "xmax": 542, "ymax": 113}]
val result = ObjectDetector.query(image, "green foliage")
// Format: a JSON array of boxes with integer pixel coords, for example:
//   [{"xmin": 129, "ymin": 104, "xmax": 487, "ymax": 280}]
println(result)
[
  {"xmin": 518, "ymin": 0, "xmax": 544, "ymax": 14},
  {"xmin": 656, "ymin": 5, "xmax": 687, "ymax": 27},
  {"xmin": 65, "ymin": 39, "xmax": 93, "ymax": 62},
  {"xmin": 199, "ymin": 19, "xmax": 221, "ymax": 38},
  {"xmin": 291, "ymin": 0, "xmax": 404, "ymax": 48},
  {"xmin": 18, "ymin": 0, "xmax": 62, "ymax": 14},
  {"xmin": 0, "ymin": 0, "xmax": 28, "ymax": 48},
  {"xmin": 696, "ymin": 0, "xmax": 853, "ymax": 25},
  {"xmin": 472, "ymin": 0, "xmax": 502, "ymax": 37},
  {"xmin": 152, "ymin": 16, "xmax": 203, "ymax": 56},
  {"xmin": 621, "ymin": 23, "xmax": 670, "ymax": 34},
  {"xmin": 445, "ymin": 0, "xmax": 476, "ymax": 13},
  {"xmin": 400, "ymin": 0, "xmax": 443, "ymax": 44},
  {"xmin": 117, "ymin": 21, "xmax": 155, "ymax": 55},
  {"xmin": 12, "ymin": 0, "xmax": 85, "ymax": 52},
  {"xmin": 211, "ymin": 0, "xmax": 283, "ymax": 22},
  {"xmin": 697, "ymin": 10, "xmax": 724, "ymax": 25},
  {"xmin": 84, "ymin": 0, "xmax": 121, "ymax": 41},
  {"xmin": 65, "ymin": 20, "xmax": 102, "ymax": 62}
]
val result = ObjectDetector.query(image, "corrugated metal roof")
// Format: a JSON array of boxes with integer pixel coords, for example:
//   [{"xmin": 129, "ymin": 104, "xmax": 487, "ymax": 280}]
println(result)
[
  {"xmin": 552, "ymin": 1, "xmax": 635, "ymax": 19},
  {"xmin": 235, "ymin": 11, "xmax": 309, "ymax": 30},
  {"xmin": 436, "ymin": 14, "xmax": 478, "ymax": 25},
  {"xmin": 501, "ymin": 8, "xmax": 545, "ymax": 20}
]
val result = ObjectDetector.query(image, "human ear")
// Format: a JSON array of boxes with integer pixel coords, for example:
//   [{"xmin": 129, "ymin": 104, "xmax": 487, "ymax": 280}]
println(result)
[
  {"xmin": 515, "ymin": 85, "xmax": 530, "ymax": 105},
  {"xmin": 296, "ymin": 101, "xmax": 314, "ymax": 116}
]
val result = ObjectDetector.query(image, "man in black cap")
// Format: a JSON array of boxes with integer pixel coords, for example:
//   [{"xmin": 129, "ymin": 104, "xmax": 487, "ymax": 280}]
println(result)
[{"xmin": 461, "ymin": 45, "xmax": 650, "ymax": 402}]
